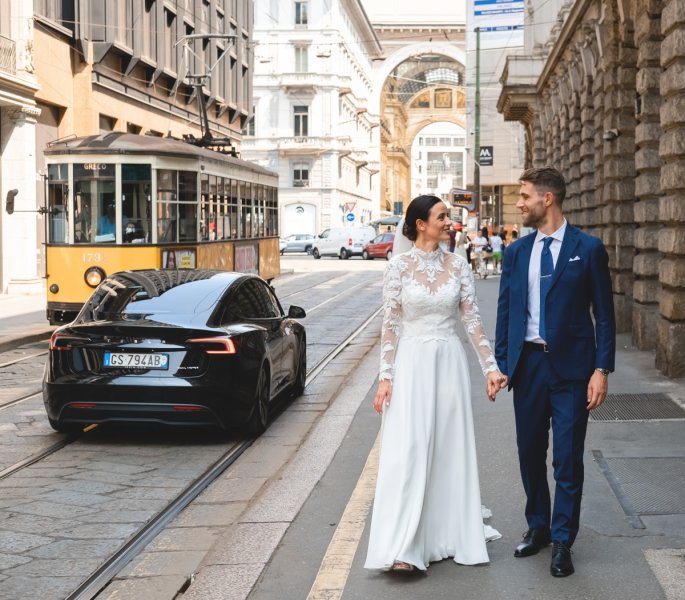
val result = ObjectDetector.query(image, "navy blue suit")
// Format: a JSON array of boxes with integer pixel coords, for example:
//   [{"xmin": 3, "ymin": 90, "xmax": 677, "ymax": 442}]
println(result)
[{"xmin": 495, "ymin": 224, "xmax": 615, "ymax": 545}]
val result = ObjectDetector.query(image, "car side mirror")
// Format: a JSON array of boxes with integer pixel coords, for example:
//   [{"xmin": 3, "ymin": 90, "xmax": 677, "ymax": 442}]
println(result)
[{"xmin": 288, "ymin": 305, "xmax": 306, "ymax": 319}]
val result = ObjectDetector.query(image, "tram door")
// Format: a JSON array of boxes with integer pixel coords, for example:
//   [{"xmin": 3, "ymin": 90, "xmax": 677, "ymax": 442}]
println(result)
[
  {"xmin": 47, "ymin": 164, "xmax": 68, "ymax": 243},
  {"xmin": 121, "ymin": 164, "xmax": 151, "ymax": 243}
]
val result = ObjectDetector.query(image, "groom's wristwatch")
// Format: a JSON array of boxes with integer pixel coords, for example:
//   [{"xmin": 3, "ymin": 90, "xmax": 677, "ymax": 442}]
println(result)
[{"xmin": 595, "ymin": 368, "xmax": 610, "ymax": 377}]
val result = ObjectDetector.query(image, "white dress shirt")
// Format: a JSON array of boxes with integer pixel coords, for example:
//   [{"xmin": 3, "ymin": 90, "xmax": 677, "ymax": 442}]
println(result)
[{"xmin": 525, "ymin": 220, "xmax": 567, "ymax": 343}]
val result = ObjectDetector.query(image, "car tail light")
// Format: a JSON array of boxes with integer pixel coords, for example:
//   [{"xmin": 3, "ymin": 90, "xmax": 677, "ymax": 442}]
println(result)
[
  {"xmin": 50, "ymin": 332, "xmax": 89, "ymax": 351},
  {"xmin": 173, "ymin": 405, "xmax": 206, "ymax": 412},
  {"xmin": 347, "ymin": 238, "xmax": 353, "ymax": 246},
  {"xmin": 70, "ymin": 403, "xmax": 97, "ymax": 409},
  {"xmin": 186, "ymin": 337, "xmax": 237, "ymax": 354}
]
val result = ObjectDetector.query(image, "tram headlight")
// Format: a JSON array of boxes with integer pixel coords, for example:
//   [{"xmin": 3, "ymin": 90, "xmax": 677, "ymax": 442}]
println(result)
[{"xmin": 84, "ymin": 266, "xmax": 106, "ymax": 288}]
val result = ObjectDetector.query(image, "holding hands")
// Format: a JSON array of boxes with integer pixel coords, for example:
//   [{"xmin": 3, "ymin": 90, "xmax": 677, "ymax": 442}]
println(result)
[{"xmin": 486, "ymin": 370, "xmax": 508, "ymax": 401}]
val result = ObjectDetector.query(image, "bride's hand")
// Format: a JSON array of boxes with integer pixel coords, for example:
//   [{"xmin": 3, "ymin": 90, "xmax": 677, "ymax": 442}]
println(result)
[
  {"xmin": 374, "ymin": 380, "xmax": 393, "ymax": 414},
  {"xmin": 486, "ymin": 371, "xmax": 507, "ymax": 401}
]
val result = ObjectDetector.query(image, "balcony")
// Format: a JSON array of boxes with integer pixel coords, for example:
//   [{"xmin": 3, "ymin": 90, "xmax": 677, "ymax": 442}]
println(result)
[
  {"xmin": 278, "ymin": 135, "xmax": 351, "ymax": 157},
  {"xmin": 280, "ymin": 72, "xmax": 320, "ymax": 94},
  {"xmin": 0, "ymin": 35, "xmax": 16, "ymax": 76}
]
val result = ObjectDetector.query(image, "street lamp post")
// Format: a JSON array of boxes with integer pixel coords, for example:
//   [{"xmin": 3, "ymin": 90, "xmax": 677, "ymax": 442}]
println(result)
[{"xmin": 474, "ymin": 26, "xmax": 481, "ymax": 229}]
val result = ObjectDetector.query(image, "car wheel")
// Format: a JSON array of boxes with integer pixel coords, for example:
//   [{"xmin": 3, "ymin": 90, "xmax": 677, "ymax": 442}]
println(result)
[
  {"xmin": 340, "ymin": 248, "xmax": 349, "ymax": 260},
  {"xmin": 386, "ymin": 250, "xmax": 393, "ymax": 260},
  {"xmin": 291, "ymin": 336, "xmax": 307, "ymax": 397},
  {"xmin": 247, "ymin": 367, "xmax": 269, "ymax": 435},
  {"xmin": 312, "ymin": 248, "xmax": 320, "ymax": 259},
  {"xmin": 362, "ymin": 250, "xmax": 371, "ymax": 260}
]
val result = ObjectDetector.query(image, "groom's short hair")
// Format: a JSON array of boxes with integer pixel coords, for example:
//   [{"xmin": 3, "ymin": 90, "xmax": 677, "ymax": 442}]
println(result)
[{"xmin": 520, "ymin": 167, "xmax": 566, "ymax": 206}]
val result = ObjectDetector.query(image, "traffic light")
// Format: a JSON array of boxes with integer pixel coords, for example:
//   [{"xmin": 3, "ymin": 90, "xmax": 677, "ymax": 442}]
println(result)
[
  {"xmin": 5, "ymin": 189, "xmax": 17, "ymax": 214},
  {"xmin": 450, "ymin": 189, "xmax": 475, "ymax": 211}
]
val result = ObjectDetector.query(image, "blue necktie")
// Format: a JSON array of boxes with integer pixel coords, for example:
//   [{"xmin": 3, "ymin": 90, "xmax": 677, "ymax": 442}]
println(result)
[{"xmin": 539, "ymin": 237, "xmax": 554, "ymax": 340}]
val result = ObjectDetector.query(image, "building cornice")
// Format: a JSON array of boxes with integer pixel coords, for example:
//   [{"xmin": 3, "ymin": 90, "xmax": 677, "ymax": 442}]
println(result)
[
  {"xmin": 538, "ymin": 0, "xmax": 594, "ymax": 90},
  {"xmin": 341, "ymin": 0, "xmax": 383, "ymax": 58}
]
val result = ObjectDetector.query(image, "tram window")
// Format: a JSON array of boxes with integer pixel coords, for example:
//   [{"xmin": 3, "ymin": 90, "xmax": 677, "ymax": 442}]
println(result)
[
  {"xmin": 47, "ymin": 164, "xmax": 68, "ymax": 243},
  {"xmin": 157, "ymin": 169, "xmax": 198, "ymax": 243},
  {"xmin": 122, "ymin": 164, "xmax": 151, "ymax": 243},
  {"xmin": 73, "ymin": 163, "xmax": 115, "ymax": 243}
]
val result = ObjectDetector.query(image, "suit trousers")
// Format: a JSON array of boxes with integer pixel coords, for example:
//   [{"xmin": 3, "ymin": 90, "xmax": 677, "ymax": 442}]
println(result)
[{"xmin": 512, "ymin": 345, "xmax": 590, "ymax": 546}]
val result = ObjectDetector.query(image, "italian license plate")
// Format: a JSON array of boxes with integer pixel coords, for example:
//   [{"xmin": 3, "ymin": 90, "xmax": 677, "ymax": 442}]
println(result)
[{"xmin": 104, "ymin": 352, "xmax": 169, "ymax": 370}]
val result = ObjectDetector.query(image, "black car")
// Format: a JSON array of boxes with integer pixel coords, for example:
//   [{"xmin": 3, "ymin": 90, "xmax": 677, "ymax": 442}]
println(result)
[{"xmin": 43, "ymin": 269, "xmax": 306, "ymax": 434}]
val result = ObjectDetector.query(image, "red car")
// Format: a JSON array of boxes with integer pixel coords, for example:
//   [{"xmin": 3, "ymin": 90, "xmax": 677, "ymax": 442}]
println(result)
[{"xmin": 362, "ymin": 233, "xmax": 395, "ymax": 260}]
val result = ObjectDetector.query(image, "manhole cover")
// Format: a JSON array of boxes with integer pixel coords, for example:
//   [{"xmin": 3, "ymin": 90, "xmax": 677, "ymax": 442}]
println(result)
[
  {"xmin": 593, "ymin": 452, "xmax": 685, "ymax": 529},
  {"xmin": 591, "ymin": 393, "xmax": 685, "ymax": 421}
]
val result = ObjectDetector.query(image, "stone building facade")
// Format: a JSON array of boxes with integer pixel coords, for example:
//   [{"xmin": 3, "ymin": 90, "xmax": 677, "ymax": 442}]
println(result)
[{"xmin": 498, "ymin": 0, "xmax": 685, "ymax": 377}]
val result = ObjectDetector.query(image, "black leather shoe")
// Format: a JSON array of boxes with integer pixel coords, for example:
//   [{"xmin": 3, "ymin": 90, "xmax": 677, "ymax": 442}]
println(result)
[
  {"xmin": 514, "ymin": 528, "xmax": 551, "ymax": 557},
  {"xmin": 550, "ymin": 542, "xmax": 574, "ymax": 577}
]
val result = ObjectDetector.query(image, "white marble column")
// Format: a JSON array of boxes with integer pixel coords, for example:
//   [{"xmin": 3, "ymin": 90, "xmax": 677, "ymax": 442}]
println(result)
[{"xmin": 1, "ymin": 105, "xmax": 42, "ymax": 294}]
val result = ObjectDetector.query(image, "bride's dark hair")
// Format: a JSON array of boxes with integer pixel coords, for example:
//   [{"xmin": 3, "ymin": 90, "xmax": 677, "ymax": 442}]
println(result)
[{"xmin": 403, "ymin": 195, "xmax": 443, "ymax": 241}]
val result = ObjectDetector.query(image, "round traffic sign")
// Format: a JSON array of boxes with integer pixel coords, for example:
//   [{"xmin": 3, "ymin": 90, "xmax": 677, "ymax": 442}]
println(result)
[{"xmin": 346, "ymin": 212, "xmax": 355, "ymax": 222}]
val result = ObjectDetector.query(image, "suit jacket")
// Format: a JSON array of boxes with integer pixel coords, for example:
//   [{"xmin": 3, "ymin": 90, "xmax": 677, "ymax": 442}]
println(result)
[{"xmin": 495, "ymin": 224, "xmax": 616, "ymax": 384}]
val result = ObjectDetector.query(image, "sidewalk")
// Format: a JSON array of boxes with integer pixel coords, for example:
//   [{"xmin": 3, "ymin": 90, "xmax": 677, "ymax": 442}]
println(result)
[{"xmin": 0, "ymin": 288, "xmax": 54, "ymax": 351}]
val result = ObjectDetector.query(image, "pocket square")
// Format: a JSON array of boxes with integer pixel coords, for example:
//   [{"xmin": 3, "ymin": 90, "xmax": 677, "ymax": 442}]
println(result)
[{"xmin": 569, "ymin": 256, "xmax": 581, "ymax": 262}]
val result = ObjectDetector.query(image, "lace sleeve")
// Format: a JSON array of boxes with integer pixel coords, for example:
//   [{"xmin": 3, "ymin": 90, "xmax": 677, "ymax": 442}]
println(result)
[
  {"xmin": 379, "ymin": 258, "xmax": 403, "ymax": 381},
  {"xmin": 457, "ymin": 259, "xmax": 498, "ymax": 376}
]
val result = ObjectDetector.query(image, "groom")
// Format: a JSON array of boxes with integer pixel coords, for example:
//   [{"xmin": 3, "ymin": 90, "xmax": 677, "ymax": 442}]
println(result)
[{"xmin": 494, "ymin": 167, "xmax": 615, "ymax": 577}]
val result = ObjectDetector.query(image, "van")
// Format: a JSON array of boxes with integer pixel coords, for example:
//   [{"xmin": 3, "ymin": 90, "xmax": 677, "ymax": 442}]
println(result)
[{"xmin": 311, "ymin": 226, "xmax": 377, "ymax": 259}]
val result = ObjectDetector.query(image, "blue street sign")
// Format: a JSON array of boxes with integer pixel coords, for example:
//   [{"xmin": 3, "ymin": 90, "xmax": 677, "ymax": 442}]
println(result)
[{"xmin": 346, "ymin": 212, "xmax": 355, "ymax": 222}]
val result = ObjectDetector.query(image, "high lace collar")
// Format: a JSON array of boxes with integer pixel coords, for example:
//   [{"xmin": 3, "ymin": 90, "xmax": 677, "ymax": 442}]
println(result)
[
  {"xmin": 408, "ymin": 245, "xmax": 445, "ymax": 283},
  {"xmin": 409, "ymin": 245, "xmax": 442, "ymax": 260}
]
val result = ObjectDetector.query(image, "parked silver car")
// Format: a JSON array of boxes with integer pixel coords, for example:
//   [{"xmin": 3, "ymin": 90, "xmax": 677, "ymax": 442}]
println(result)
[{"xmin": 280, "ymin": 234, "xmax": 316, "ymax": 254}]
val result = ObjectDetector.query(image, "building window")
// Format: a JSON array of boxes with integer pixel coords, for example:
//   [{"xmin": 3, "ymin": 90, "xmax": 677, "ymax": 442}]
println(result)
[
  {"xmin": 293, "ymin": 105, "xmax": 309, "ymax": 137},
  {"xmin": 295, "ymin": 1, "xmax": 308, "ymax": 26},
  {"xmin": 295, "ymin": 46, "xmax": 308, "ymax": 73},
  {"xmin": 164, "ymin": 8, "xmax": 176, "ymax": 73},
  {"xmin": 293, "ymin": 163, "xmax": 309, "ymax": 187}
]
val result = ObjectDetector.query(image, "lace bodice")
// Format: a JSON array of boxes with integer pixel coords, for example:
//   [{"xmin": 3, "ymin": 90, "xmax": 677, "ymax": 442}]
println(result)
[{"xmin": 379, "ymin": 246, "xmax": 498, "ymax": 381}]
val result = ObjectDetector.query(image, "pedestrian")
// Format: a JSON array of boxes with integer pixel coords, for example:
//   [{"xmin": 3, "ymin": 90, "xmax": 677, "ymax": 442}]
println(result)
[
  {"xmin": 494, "ymin": 166, "xmax": 616, "ymax": 577},
  {"xmin": 365, "ymin": 194, "xmax": 505, "ymax": 573},
  {"xmin": 453, "ymin": 222, "xmax": 467, "ymax": 260},
  {"xmin": 448, "ymin": 224, "xmax": 457, "ymax": 252},
  {"xmin": 490, "ymin": 229, "xmax": 503, "ymax": 273},
  {"xmin": 510, "ymin": 229, "xmax": 519, "ymax": 243},
  {"xmin": 473, "ymin": 226, "xmax": 491, "ymax": 277},
  {"xmin": 464, "ymin": 230, "xmax": 473, "ymax": 266}
]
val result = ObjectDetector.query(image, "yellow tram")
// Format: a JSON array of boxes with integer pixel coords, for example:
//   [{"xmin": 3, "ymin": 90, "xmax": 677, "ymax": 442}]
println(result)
[{"xmin": 44, "ymin": 133, "xmax": 280, "ymax": 324}]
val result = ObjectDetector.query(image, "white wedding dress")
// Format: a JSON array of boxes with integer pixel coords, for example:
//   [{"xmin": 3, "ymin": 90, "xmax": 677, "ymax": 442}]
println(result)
[{"xmin": 364, "ymin": 246, "xmax": 501, "ymax": 571}]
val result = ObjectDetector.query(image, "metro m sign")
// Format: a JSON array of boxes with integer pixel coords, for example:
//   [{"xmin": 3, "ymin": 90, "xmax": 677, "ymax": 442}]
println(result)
[{"xmin": 479, "ymin": 146, "xmax": 493, "ymax": 166}]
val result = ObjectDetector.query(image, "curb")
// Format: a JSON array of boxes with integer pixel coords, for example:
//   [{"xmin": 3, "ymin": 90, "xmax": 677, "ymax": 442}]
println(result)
[{"xmin": 0, "ymin": 328, "xmax": 55, "ymax": 353}]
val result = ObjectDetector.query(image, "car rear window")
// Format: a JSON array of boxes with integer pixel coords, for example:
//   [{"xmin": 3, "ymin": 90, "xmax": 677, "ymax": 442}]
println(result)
[{"xmin": 75, "ymin": 270, "xmax": 225, "ymax": 322}]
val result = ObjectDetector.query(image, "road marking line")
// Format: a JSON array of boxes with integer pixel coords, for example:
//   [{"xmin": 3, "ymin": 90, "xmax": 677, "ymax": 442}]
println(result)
[{"xmin": 306, "ymin": 434, "xmax": 379, "ymax": 600}]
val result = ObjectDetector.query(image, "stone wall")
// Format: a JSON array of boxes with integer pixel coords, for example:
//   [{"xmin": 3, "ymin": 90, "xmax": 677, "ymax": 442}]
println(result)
[
  {"xmin": 656, "ymin": 0, "xmax": 685, "ymax": 377},
  {"xmin": 499, "ymin": 0, "xmax": 685, "ymax": 377}
]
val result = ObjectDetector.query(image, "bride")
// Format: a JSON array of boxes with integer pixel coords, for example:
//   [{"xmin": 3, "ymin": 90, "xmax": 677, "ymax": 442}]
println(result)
[{"xmin": 365, "ymin": 195, "xmax": 506, "ymax": 572}]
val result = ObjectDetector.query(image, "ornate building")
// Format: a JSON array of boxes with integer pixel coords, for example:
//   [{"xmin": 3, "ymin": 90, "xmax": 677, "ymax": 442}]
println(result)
[
  {"xmin": 498, "ymin": 0, "xmax": 685, "ymax": 377},
  {"xmin": 241, "ymin": 0, "xmax": 382, "ymax": 235}
]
